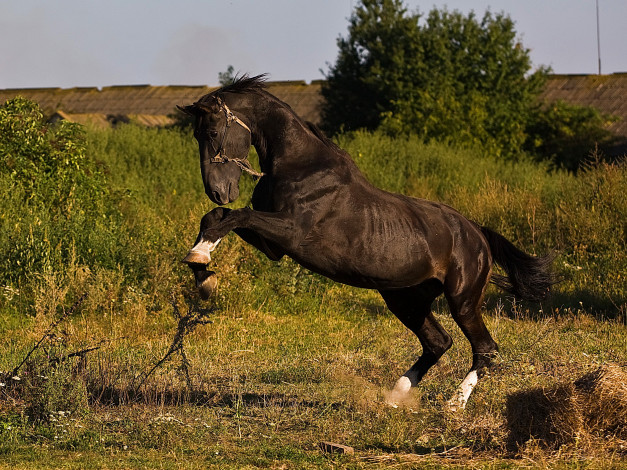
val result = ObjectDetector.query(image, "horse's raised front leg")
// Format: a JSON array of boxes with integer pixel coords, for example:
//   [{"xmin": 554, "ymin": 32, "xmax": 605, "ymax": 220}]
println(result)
[
  {"xmin": 181, "ymin": 209, "xmax": 231, "ymax": 299},
  {"xmin": 185, "ymin": 207, "xmax": 298, "ymax": 263},
  {"xmin": 182, "ymin": 208, "xmax": 297, "ymax": 297},
  {"xmin": 182, "ymin": 208, "xmax": 231, "ymax": 265}
]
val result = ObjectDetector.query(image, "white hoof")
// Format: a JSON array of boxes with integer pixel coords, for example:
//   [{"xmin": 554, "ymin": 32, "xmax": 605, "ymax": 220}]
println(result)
[
  {"xmin": 385, "ymin": 376, "xmax": 412, "ymax": 407},
  {"xmin": 446, "ymin": 370, "xmax": 478, "ymax": 412}
]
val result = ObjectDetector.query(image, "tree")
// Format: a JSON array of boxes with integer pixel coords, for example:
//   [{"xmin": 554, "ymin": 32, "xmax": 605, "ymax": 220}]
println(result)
[
  {"xmin": 322, "ymin": 0, "xmax": 421, "ymax": 133},
  {"xmin": 322, "ymin": 0, "xmax": 548, "ymax": 157},
  {"xmin": 218, "ymin": 65, "xmax": 236, "ymax": 86}
]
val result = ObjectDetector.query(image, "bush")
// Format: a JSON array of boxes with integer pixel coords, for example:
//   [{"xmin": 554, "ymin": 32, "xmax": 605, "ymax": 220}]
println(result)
[
  {"xmin": 0, "ymin": 98, "xmax": 116, "ymax": 285},
  {"xmin": 0, "ymin": 98, "xmax": 105, "ymax": 208},
  {"xmin": 525, "ymin": 100, "xmax": 619, "ymax": 172}
]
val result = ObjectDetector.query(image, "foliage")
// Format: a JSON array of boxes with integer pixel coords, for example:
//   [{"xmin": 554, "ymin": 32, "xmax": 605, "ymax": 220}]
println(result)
[
  {"xmin": 323, "ymin": 0, "xmax": 618, "ymax": 169},
  {"xmin": 322, "ymin": 0, "xmax": 548, "ymax": 158},
  {"xmin": 0, "ymin": 97, "xmax": 102, "ymax": 208},
  {"xmin": 0, "ymin": 116, "xmax": 624, "ymax": 313},
  {"xmin": 525, "ymin": 100, "xmax": 619, "ymax": 171},
  {"xmin": 218, "ymin": 65, "xmax": 236, "ymax": 86},
  {"xmin": 322, "ymin": 0, "xmax": 421, "ymax": 133},
  {"xmin": 0, "ymin": 98, "xmax": 116, "ymax": 284}
]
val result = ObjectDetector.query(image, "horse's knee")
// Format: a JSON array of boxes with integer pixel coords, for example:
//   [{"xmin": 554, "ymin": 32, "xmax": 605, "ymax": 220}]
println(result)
[{"xmin": 200, "ymin": 207, "xmax": 231, "ymax": 230}]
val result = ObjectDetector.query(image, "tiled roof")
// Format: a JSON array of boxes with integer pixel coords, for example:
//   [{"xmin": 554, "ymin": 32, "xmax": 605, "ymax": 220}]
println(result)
[
  {"xmin": 0, "ymin": 81, "xmax": 323, "ymax": 127},
  {"xmin": 2, "ymin": 75, "xmax": 625, "ymax": 139},
  {"xmin": 539, "ymin": 73, "xmax": 627, "ymax": 138}
]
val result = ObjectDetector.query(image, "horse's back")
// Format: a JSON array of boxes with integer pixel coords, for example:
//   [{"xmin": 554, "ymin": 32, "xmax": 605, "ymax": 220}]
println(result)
[{"xmin": 292, "ymin": 176, "xmax": 490, "ymax": 290}]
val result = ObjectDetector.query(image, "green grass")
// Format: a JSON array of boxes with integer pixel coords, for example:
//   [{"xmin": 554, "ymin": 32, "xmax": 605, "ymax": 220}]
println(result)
[{"xmin": 1, "ymin": 123, "xmax": 625, "ymax": 468}]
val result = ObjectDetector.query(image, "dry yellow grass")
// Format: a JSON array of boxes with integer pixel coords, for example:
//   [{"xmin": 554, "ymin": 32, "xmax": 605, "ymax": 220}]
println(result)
[{"xmin": 506, "ymin": 363, "xmax": 627, "ymax": 455}]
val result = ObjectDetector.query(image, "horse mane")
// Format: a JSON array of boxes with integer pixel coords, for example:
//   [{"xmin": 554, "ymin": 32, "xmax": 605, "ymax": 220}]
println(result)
[
  {"xmin": 199, "ymin": 74, "xmax": 350, "ymax": 159},
  {"xmin": 216, "ymin": 74, "xmax": 268, "ymax": 95},
  {"xmin": 305, "ymin": 121, "xmax": 352, "ymax": 158}
]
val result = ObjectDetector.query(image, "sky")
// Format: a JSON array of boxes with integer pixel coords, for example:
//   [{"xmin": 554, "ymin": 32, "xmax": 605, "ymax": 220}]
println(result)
[{"xmin": 1, "ymin": 0, "xmax": 626, "ymax": 90}]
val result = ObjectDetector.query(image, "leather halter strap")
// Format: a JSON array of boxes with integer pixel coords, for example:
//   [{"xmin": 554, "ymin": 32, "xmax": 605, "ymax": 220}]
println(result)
[{"xmin": 205, "ymin": 97, "xmax": 264, "ymax": 178}]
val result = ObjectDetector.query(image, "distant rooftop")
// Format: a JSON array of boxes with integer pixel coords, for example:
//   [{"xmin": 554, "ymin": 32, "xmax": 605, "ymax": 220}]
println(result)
[
  {"xmin": 539, "ymin": 73, "xmax": 627, "ymax": 138},
  {"xmin": 0, "ymin": 80, "xmax": 324, "ymax": 128},
  {"xmin": 2, "ymin": 75, "xmax": 627, "ymax": 141}
]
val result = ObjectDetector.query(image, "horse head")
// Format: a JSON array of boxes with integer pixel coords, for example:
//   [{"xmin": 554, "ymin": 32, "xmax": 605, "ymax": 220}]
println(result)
[{"xmin": 178, "ymin": 95, "xmax": 252, "ymax": 205}]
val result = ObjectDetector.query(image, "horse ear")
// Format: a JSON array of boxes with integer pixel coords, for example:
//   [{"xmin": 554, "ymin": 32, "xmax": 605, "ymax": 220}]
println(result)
[{"xmin": 177, "ymin": 105, "xmax": 197, "ymax": 116}]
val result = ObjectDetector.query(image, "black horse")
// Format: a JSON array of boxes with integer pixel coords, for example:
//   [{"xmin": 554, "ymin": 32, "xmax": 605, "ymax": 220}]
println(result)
[{"xmin": 179, "ymin": 75, "xmax": 556, "ymax": 409}]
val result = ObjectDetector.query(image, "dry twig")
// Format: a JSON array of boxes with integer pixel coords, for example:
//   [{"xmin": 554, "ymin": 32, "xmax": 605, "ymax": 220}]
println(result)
[
  {"xmin": 134, "ymin": 293, "xmax": 214, "ymax": 393},
  {"xmin": 2, "ymin": 292, "xmax": 87, "ymax": 384}
]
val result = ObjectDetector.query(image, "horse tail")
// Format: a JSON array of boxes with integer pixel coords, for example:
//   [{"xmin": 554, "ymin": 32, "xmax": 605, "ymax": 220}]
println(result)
[{"xmin": 480, "ymin": 226, "xmax": 558, "ymax": 302}]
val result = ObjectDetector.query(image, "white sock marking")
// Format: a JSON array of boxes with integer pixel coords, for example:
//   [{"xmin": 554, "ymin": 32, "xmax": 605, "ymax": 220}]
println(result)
[
  {"xmin": 394, "ymin": 376, "xmax": 412, "ymax": 394},
  {"xmin": 188, "ymin": 238, "xmax": 221, "ymax": 262},
  {"xmin": 447, "ymin": 370, "xmax": 478, "ymax": 411},
  {"xmin": 385, "ymin": 376, "xmax": 412, "ymax": 408}
]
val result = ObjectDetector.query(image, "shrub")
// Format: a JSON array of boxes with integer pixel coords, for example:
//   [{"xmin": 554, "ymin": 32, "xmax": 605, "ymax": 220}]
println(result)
[
  {"xmin": 0, "ymin": 97, "xmax": 103, "ymax": 209},
  {"xmin": 0, "ymin": 98, "xmax": 116, "ymax": 285},
  {"xmin": 525, "ymin": 100, "xmax": 619, "ymax": 172}
]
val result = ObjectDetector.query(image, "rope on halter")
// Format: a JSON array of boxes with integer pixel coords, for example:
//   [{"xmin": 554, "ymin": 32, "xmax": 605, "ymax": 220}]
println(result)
[
  {"xmin": 227, "ymin": 156, "xmax": 265, "ymax": 178},
  {"xmin": 211, "ymin": 98, "xmax": 265, "ymax": 179}
]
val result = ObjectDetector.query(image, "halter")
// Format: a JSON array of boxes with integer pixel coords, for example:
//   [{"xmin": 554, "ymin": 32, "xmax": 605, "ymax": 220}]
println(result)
[{"xmin": 204, "ymin": 97, "xmax": 264, "ymax": 178}]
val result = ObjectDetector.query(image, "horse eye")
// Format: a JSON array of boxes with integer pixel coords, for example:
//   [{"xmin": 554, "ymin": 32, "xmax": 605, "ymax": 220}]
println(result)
[{"xmin": 194, "ymin": 129, "xmax": 218, "ymax": 140}]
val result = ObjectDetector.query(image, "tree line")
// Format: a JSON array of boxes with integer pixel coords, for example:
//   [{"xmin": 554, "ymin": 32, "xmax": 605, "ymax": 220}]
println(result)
[{"xmin": 321, "ymin": 0, "xmax": 617, "ymax": 171}]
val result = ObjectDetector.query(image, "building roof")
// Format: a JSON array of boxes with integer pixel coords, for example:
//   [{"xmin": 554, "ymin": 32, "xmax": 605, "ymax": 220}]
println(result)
[
  {"xmin": 0, "ymin": 80, "xmax": 324, "ymax": 127},
  {"xmin": 2, "ymin": 74, "xmax": 626, "ymax": 139},
  {"xmin": 539, "ymin": 73, "xmax": 627, "ymax": 138}
]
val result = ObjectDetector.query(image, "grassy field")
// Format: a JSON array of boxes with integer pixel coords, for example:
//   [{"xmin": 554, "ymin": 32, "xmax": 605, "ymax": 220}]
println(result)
[{"xmin": 1, "ymin": 121, "xmax": 625, "ymax": 468}]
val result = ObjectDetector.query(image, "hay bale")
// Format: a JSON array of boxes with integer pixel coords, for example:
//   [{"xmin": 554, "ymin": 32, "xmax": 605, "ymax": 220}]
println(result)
[
  {"xmin": 506, "ymin": 363, "xmax": 627, "ymax": 452},
  {"xmin": 506, "ymin": 383, "xmax": 583, "ymax": 450},
  {"xmin": 574, "ymin": 363, "xmax": 627, "ymax": 439}
]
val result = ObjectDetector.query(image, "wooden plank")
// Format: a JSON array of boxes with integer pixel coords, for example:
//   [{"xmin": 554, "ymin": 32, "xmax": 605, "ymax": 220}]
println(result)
[{"xmin": 319, "ymin": 441, "xmax": 354, "ymax": 455}]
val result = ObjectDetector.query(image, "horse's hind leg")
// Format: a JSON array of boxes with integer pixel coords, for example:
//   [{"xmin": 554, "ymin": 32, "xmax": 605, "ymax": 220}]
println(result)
[
  {"xmin": 379, "ymin": 280, "xmax": 451, "ymax": 404},
  {"xmin": 444, "ymin": 266, "xmax": 498, "ymax": 411}
]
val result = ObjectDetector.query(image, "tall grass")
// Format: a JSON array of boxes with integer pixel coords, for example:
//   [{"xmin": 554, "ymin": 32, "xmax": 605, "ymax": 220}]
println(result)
[
  {"xmin": 2, "ymin": 119, "xmax": 624, "ymax": 317},
  {"xmin": 1, "ymin": 120, "xmax": 625, "ymax": 467}
]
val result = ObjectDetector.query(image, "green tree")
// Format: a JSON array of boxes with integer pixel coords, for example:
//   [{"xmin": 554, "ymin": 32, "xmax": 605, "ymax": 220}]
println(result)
[
  {"xmin": 322, "ymin": 0, "xmax": 548, "ymax": 157},
  {"xmin": 322, "ymin": 0, "xmax": 421, "ymax": 133},
  {"xmin": 218, "ymin": 65, "xmax": 236, "ymax": 86},
  {"xmin": 525, "ymin": 100, "xmax": 618, "ymax": 171}
]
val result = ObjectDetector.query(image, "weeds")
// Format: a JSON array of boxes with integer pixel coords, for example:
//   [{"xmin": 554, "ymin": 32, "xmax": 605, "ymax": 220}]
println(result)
[
  {"xmin": 135, "ymin": 293, "xmax": 215, "ymax": 394},
  {"xmin": 3, "ymin": 293, "xmax": 87, "ymax": 384},
  {"xmin": 0, "ymin": 118, "xmax": 625, "ymax": 467}
]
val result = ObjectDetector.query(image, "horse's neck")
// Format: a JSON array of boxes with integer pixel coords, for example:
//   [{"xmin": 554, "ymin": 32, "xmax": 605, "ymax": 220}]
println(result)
[{"xmin": 250, "ymin": 102, "xmax": 317, "ymax": 174}]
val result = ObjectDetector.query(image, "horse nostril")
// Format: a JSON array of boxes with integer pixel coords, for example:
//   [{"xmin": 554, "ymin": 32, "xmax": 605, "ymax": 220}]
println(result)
[{"xmin": 212, "ymin": 190, "xmax": 223, "ymax": 205}]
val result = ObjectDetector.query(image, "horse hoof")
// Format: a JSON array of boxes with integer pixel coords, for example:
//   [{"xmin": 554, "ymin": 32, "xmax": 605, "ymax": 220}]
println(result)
[
  {"xmin": 182, "ymin": 249, "xmax": 210, "ymax": 266},
  {"xmin": 197, "ymin": 270, "xmax": 218, "ymax": 299},
  {"xmin": 384, "ymin": 376, "xmax": 412, "ymax": 408}
]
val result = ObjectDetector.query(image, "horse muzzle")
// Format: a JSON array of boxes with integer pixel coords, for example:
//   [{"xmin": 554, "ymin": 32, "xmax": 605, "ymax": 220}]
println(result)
[{"xmin": 205, "ymin": 181, "xmax": 239, "ymax": 205}]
